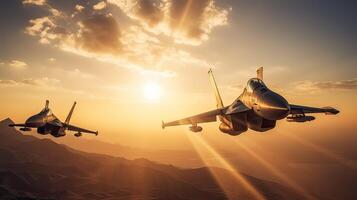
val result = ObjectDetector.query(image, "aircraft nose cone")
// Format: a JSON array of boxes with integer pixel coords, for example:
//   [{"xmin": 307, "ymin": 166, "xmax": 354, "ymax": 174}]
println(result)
[
  {"xmin": 258, "ymin": 92, "xmax": 290, "ymax": 120},
  {"xmin": 25, "ymin": 115, "xmax": 45, "ymax": 127}
]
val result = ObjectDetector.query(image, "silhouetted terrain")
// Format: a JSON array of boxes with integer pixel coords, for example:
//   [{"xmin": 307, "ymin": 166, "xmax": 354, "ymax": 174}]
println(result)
[
  {"xmin": 55, "ymin": 129, "xmax": 357, "ymax": 200},
  {"xmin": 0, "ymin": 118, "xmax": 305, "ymax": 200},
  {"xmin": 56, "ymin": 136, "xmax": 206, "ymax": 168}
]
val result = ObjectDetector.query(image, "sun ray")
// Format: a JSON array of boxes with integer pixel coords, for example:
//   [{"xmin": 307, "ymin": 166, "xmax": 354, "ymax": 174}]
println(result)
[
  {"xmin": 234, "ymin": 140, "xmax": 318, "ymax": 200},
  {"xmin": 187, "ymin": 133, "xmax": 266, "ymax": 200},
  {"xmin": 151, "ymin": 0, "xmax": 194, "ymax": 70},
  {"xmin": 184, "ymin": 132, "xmax": 235, "ymax": 200},
  {"xmin": 175, "ymin": 0, "xmax": 193, "ymax": 34}
]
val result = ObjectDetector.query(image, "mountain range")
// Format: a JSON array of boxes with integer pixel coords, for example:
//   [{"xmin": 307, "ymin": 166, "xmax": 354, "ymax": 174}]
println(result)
[{"xmin": 0, "ymin": 118, "xmax": 306, "ymax": 200}]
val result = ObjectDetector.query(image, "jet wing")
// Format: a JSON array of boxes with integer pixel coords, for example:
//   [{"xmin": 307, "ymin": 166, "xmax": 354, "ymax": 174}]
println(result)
[
  {"xmin": 289, "ymin": 104, "xmax": 339, "ymax": 115},
  {"xmin": 162, "ymin": 107, "xmax": 226, "ymax": 128},
  {"xmin": 8, "ymin": 123, "xmax": 26, "ymax": 127},
  {"xmin": 63, "ymin": 123, "xmax": 98, "ymax": 135}
]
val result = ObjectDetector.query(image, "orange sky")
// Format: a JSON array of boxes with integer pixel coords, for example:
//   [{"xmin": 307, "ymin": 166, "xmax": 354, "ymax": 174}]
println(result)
[{"xmin": 0, "ymin": 0, "xmax": 356, "ymax": 150}]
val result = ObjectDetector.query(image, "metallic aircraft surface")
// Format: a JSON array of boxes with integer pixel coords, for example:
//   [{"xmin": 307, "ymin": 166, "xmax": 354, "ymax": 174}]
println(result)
[
  {"xmin": 162, "ymin": 67, "xmax": 339, "ymax": 135},
  {"xmin": 9, "ymin": 100, "xmax": 98, "ymax": 137}
]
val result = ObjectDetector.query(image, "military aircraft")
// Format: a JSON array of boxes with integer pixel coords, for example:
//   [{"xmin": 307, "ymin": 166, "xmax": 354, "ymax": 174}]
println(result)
[
  {"xmin": 162, "ymin": 67, "xmax": 339, "ymax": 135},
  {"xmin": 9, "ymin": 100, "xmax": 98, "ymax": 137}
]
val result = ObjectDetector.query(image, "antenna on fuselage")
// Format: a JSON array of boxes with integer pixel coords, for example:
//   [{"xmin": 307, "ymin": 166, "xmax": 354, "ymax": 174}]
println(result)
[{"xmin": 257, "ymin": 67, "xmax": 263, "ymax": 80}]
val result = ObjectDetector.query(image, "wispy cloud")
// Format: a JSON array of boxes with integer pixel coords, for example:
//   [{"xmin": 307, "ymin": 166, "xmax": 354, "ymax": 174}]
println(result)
[
  {"xmin": 295, "ymin": 78, "xmax": 357, "ymax": 91},
  {"xmin": 9, "ymin": 60, "xmax": 28, "ymax": 69},
  {"xmin": 0, "ymin": 77, "xmax": 59, "ymax": 87},
  {"xmin": 22, "ymin": 0, "xmax": 63, "ymax": 17},
  {"xmin": 22, "ymin": 0, "xmax": 46, "ymax": 6},
  {"xmin": 93, "ymin": 1, "xmax": 107, "ymax": 10},
  {"xmin": 0, "ymin": 77, "xmax": 86, "ymax": 95}
]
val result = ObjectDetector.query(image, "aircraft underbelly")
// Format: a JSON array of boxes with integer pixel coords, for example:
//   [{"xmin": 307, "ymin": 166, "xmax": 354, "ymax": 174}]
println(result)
[
  {"xmin": 246, "ymin": 111, "xmax": 276, "ymax": 132},
  {"xmin": 219, "ymin": 113, "xmax": 248, "ymax": 135},
  {"xmin": 41, "ymin": 123, "xmax": 66, "ymax": 137}
]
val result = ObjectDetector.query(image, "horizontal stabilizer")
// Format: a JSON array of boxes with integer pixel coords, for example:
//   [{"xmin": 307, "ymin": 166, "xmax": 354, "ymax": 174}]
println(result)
[{"xmin": 8, "ymin": 123, "xmax": 26, "ymax": 127}]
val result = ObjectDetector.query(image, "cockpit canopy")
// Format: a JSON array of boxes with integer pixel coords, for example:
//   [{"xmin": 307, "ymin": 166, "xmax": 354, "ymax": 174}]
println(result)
[
  {"xmin": 247, "ymin": 78, "xmax": 266, "ymax": 92},
  {"xmin": 40, "ymin": 108, "xmax": 52, "ymax": 116}
]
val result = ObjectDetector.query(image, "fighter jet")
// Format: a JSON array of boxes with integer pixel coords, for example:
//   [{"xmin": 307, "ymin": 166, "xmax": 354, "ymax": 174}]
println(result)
[
  {"xmin": 9, "ymin": 100, "xmax": 98, "ymax": 137},
  {"xmin": 162, "ymin": 67, "xmax": 339, "ymax": 135}
]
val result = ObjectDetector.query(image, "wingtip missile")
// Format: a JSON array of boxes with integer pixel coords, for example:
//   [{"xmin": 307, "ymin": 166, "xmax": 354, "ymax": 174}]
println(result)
[{"xmin": 322, "ymin": 106, "xmax": 340, "ymax": 115}]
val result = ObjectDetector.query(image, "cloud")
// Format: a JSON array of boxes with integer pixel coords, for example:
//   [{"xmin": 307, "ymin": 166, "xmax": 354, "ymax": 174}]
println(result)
[
  {"xmin": 93, "ymin": 1, "xmax": 107, "ymax": 10},
  {"xmin": 48, "ymin": 57, "xmax": 56, "ymax": 62},
  {"xmin": 51, "ymin": 68, "xmax": 95, "ymax": 79},
  {"xmin": 25, "ymin": 13, "xmax": 206, "ymax": 75},
  {"xmin": 25, "ymin": 16, "xmax": 66, "ymax": 44},
  {"xmin": 108, "ymin": 0, "xmax": 229, "ymax": 45},
  {"xmin": 9, "ymin": 60, "xmax": 28, "ymax": 69},
  {"xmin": 110, "ymin": 0, "xmax": 164, "ymax": 27},
  {"xmin": 0, "ymin": 77, "xmax": 86, "ymax": 95},
  {"xmin": 76, "ymin": 14, "xmax": 122, "ymax": 54},
  {"xmin": 21, "ymin": 77, "xmax": 60, "ymax": 86},
  {"xmin": 22, "ymin": 0, "xmax": 46, "ymax": 6},
  {"xmin": 25, "ymin": 17, "xmax": 54, "ymax": 36},
  {"xmin": 49, "ymin": 8, "xmax": 62, "ymax": 16},
  {"xmin": 0, "ymin": 77, "xmax": 59, "ymax": 87},
  {"xmin": 0, "ymin": 80, "xmax": 17, "ymax": 85},
  {"xmin": 296, "ymin": 78, "xmax": 357, "ymax": 91},
  {"xmin": 75, "ymin": 4, "xmax": 85, "ymax": 12},
  {"xmin": 25, "ymin": 14, "xmax": 122, "ymax": 55},
  {"xmin": 22, "ymin": 0, "xmax": 63, "ymax": 17},
  {"xmin": 23, "ymin": 0, "xmax": 226, "ymax": 76}
]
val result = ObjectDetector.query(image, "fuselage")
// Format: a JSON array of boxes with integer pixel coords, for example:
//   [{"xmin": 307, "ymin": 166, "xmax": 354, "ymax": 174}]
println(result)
[
  {"xmin": 220, "ymin": 78, "xmax": 290, "ymax": 135},
  {"xmin": 24, "ymin": 108, "xmax": 65, "ymax": 137},
  {"xmin": 239, "ymin": 78, "xmax": 290, "ymax": 120},
  {"xmin": 25, "ymin": 108, "xmax": 56, "ymax": 127}
]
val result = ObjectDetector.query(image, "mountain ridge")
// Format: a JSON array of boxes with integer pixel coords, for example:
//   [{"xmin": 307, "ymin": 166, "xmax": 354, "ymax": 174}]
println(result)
[{"xmin": 0, "ymin": 118, "xmax": 305, "ymax": 200}]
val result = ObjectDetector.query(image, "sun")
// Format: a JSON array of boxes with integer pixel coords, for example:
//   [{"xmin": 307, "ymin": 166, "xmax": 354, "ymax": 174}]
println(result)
[{"xmin": 143, "ymin": 81, "xmax": 161, "ymax": 101}]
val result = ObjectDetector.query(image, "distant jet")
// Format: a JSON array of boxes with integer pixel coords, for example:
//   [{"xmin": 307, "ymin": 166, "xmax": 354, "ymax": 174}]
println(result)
[
  {"xmin": 162, "ymin": 67, "xmax": 339, "ymax": 135},
  {"xmin": 9, "ymin": 100, "xmax": 98, "ymax": 137}
]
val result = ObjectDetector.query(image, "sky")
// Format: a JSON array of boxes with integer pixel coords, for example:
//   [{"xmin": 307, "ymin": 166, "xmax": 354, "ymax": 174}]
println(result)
[{"xmin": 0, "ymin": 0, "xmax": 356, "ymax": 150}]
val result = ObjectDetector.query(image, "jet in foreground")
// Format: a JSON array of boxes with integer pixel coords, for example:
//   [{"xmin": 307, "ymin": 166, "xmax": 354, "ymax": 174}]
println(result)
[
  {"xmin": 162, "ymin": 67, "xmax": 339, "ymax": 135},
  {"xmin": 9, "ymin": 100, "xmax": 98, "ymax": 137}
]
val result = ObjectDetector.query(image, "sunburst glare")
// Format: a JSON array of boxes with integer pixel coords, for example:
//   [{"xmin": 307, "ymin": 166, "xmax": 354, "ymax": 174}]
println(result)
[{"xmin": 142, "ymin": 81, "xmax": 161, "ymax": 102}]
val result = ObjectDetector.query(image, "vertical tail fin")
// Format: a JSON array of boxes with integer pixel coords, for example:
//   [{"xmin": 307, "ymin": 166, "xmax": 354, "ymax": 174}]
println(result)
[
  {"xmin": 65, "ymin": 102, "xmax": 76, "ymax": 124},
  {"xmin": 45, "ymin": 100, "xmax": 49, "ymax": 109},
  {"xmin": 257, "ymin": 67, "xmax": 263, "ymax": 80},
  {"xmin": 208, "ymin": 69, "xmax": 224, "ymax": 108}
]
